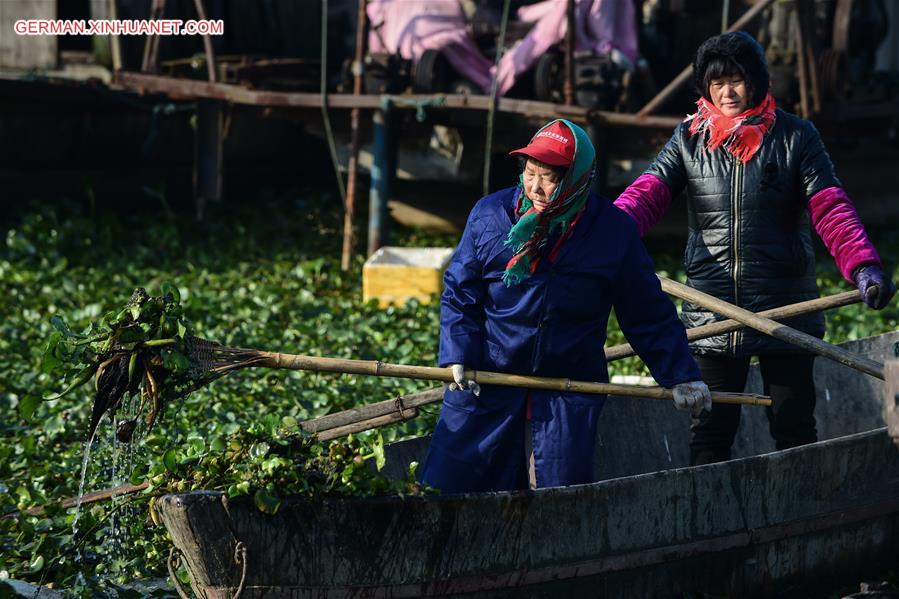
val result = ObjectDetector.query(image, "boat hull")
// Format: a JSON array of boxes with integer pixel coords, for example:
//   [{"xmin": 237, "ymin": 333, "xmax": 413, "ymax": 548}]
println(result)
[
  {"xmin": 157, "ymin": 428, "xmax": 899, "ymax": 598},
  {"xmin": 157, "ymin": 332, "xmax": 899, "ymax": 598}
]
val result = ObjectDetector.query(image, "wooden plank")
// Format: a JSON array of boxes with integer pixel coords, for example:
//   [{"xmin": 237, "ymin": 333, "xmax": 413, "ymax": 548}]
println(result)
[
  {"xmin": 112, "ymin": 72, "xmax": 681, "ymax": 129},
  {"xmin": 885, "ymin": 359, "xmax": 899, "ymax": 447}
]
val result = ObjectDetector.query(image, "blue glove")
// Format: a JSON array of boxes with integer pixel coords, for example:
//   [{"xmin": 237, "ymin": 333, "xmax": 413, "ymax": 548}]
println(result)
[{"xmin": 854, "ymin": 265, "xmax": 896, "ymax": 310}]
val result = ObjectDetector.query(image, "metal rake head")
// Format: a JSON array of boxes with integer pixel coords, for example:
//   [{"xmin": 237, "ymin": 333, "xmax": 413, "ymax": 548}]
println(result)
[
  {"xmin": 104, "ymin": 337, "xmax": 268, "ymax": 444},
  {"xmin": 185, "ymin": 336, "xmax": 270, "ymax": 378}
]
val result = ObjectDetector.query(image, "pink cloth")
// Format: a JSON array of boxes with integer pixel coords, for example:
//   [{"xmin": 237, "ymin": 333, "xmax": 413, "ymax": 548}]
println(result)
[
  {"xmin": 613, "ymin": 173, "xmax": 672, "ymax": 237},
  {"xmin": 366, "ymin": 0, "xmax": 637, "ymax": 96},
  {"xmin": 366, "ymin": 0, "xmax": 493, "ymax": 91},
  {"xmin": 493, "ymin": 0, "xmax": 638, "ymax": 96},
  {"xmin": 807, "ymin": 186, "xmax": 881, "ymax": 282}
]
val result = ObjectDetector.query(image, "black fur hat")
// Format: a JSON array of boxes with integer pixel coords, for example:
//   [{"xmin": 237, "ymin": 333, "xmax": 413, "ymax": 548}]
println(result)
[{"xmin": 693, "ymin": 31, "xmax": 769, "ymax": 107}]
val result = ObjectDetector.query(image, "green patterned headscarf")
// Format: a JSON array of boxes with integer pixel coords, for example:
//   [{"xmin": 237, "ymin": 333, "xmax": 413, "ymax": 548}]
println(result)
[{"xmin": 503, "ymin": 119, "xmax": 596, "ymax": 286}]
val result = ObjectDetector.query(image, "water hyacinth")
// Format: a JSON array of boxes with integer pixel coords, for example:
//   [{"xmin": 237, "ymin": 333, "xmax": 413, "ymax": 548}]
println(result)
[{"xmin": 41, "ymin": 285, "xmax": 201, "ymax": 442}]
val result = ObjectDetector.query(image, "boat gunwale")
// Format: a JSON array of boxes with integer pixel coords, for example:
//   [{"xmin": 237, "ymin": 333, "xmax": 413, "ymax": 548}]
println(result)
[{"xmin": 159, "ymin": 425, "xmax": 894, "ymax": 510}]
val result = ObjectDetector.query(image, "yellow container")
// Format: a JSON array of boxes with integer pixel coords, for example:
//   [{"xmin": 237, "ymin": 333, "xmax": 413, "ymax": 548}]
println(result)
[{"xmin": 363, "ymin": 247, "xmax": 455, "ymax": 307}]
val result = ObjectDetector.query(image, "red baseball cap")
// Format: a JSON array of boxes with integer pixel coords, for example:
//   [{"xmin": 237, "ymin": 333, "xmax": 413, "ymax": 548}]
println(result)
[{"xmin": 509, "ymin": 120, "xmax": 575, "ymax": 167}]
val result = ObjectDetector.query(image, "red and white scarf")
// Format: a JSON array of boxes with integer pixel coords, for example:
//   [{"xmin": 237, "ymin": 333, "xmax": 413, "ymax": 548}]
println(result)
[{"xmin": 686, "ymin": 92, "xmax": 776, "ymax": 163}]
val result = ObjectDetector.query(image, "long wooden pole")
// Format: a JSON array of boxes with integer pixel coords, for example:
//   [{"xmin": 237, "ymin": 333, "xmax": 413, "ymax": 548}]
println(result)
[
  {"xmin": 141, "ymin": 0, "xmax": 166, "ymax": 73},
  {"xmin": 4, "ymin": 372, "xmax": 767, "ymax": 521},
  {"xmin": 301, "ymin": 388, "xmax": 441, "ymax": 433},
  {"xmin": 108, "ymin": 0, "xmax": 122, "ymax": 71},
  {"xmin": 12, "ymin": 287, "xmax": 868, "ymax": 518},
  {"xmin": 1, "ymin": 481, "xmax": 150, "ymax": 522},
  {"xmin": 311, "ymin": 290, "xmax": 862, "ymax": 437},
  {"xmin": 563, "ymin": 0, "xmax": 575, "ymax": 106},
  {"xmin": 192, "ymin": 0, "xmax": 217, "ymax": 83},
  {"xmin": 317, "ymin": 411, "xmax": 414, "ymax": 441},
  {"xmin": 320, "ymin": 0, "xmax": 348, "ymax": 206},
  {"xmin": 797, "ymin": 0, "xmax": 821, "ymax": 114},
  {"xmin": 482, "ymin": 0, "xmax": 512, "ymax": 196},
  {"xmin": 257, "ymin": 352, "xmax": 769, "ymax": 405},
  {"xmin": 794, "ymin": 0, "xmax": 810, "ymax": 118},
  {"xmin": 658, "ymin": 276, "xmax": 884, "ymax": 380},
  {"xmin": 342, "ymin": 0, "xmax": 367, "ymax": 270},
  {"xmin": 604, "ymin": 290, "xmax": 861, "ymax": 361}
]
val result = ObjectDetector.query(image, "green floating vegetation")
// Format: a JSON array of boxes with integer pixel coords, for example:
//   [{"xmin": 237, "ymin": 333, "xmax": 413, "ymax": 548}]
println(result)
[
  {"xmin": 2, "ymin": 192, "xmax": 895, "ymax": 594},
  {"xmin": 42, "ymin": 285, "xmax": 200, "ymax": 442},
  {"xmin": 147, "ymin": 418, "xmax": 430, "ymax": 519}
]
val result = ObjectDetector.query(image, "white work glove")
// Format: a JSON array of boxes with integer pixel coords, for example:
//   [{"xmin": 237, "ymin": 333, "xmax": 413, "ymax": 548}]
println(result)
[
  {"xmin": 448, "ymin": 364, "xmax": 480, "ymax": 396},
  {"xmin": 672, "ymin": 380, "xmax": 712, "ymax": 417}
]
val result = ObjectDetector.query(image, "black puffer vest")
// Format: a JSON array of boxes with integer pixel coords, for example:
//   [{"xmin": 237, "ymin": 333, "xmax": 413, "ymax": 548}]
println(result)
[{"xmin": 647, "ymin": 109, "xmax": 841, "ymax": 356}]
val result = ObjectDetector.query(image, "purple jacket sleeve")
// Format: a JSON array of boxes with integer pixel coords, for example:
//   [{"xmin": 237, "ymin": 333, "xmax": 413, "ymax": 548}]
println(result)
[
  {"xmin": 807, "ymin": 186, "xmax": 882, "ymax": 282},
  {"xmin": 613, "ymin": 173, "xmax": 673, "ymax": 237},
  {"xmin": 438, "ymin": 207, "xmax": 487, "ymax": 367}
]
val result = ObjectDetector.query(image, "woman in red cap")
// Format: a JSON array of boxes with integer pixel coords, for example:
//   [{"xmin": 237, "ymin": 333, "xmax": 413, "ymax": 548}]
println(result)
[
  {"xmin": 614, "ymin": 32, "xmax": 895, "ymax": 465},
  {"xmin": 421, "ymin": 119, "xmax": 711, "ymax": 494}
]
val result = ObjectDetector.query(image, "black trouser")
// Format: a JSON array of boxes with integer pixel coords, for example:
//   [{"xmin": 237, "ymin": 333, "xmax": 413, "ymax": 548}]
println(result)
[{"xmin": 690, "ymin": 354, "xmax": 817, "ymax": 465}]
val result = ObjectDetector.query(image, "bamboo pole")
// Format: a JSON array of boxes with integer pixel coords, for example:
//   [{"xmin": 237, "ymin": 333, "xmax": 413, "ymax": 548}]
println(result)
[
  {"xmin": 317, "ymin": 411, "xmax": 416, "ymax": 441},
  {"xmin": 301, "ymin": 388, "xmax": 441, "ymax": 433},
  {"xmin": 604, "ymin": 290, "xmax": 861, "ymax": 361},
  {"xmin": 257, "ymin": 351, "xmax": 769, "ymax": 405},
  {"xmin": 658, "ymin": 276, "xmax": 884, "ymax": 380},
  {"xmin": 11, "ymin": 284, "xmax": 870, "ymax": 519},
  {"xmin": 303, "ymin": 289, "xmax": 862, "ymax": 437},
  {"xmin": 1, "ymin": 481, "xmax": 150, "ymax": 522}
]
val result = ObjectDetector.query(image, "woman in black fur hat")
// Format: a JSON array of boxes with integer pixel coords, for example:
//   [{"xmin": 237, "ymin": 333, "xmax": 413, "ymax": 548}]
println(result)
[{"xmin": 614, "ymin": 31, "xmax": 895, "ymax": 465}]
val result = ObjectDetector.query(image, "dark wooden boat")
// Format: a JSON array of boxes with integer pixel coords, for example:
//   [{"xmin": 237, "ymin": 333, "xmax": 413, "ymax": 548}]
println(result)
[{"xmin": 156, "ymin": 331, "xmax": 899, "ymax": 598}]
